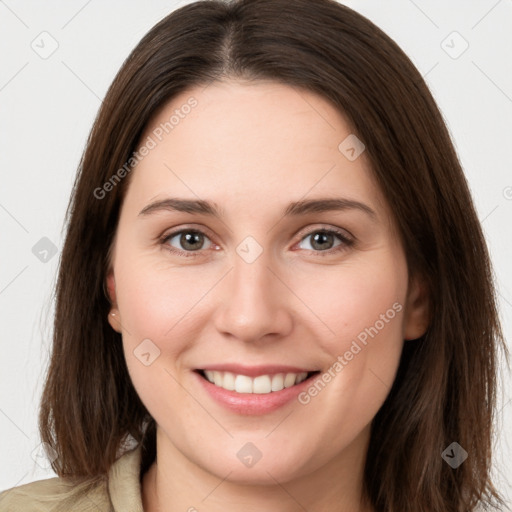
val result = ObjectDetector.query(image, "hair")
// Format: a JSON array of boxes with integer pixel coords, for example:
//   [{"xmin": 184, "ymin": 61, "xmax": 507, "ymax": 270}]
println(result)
[{"xmin": 38, "ymin": 0, "xmax": 508, "ymax": 510}]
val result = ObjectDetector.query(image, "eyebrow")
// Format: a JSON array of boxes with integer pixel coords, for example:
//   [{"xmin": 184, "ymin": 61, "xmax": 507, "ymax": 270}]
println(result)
[{"xmin": 138, "ymin": 197, "xmax": 376, "ymax": 220}]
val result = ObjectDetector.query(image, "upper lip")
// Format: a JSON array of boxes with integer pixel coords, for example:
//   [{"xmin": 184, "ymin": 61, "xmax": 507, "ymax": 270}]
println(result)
[{"xmin": 197, "ymin": 364, "xmax": 318, "ymax": 377}]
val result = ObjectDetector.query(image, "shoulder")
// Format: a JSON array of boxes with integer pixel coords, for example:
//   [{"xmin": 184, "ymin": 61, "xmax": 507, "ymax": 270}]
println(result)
[
  {"xmin": 0, "ymin": 474, "xmax": 109, "ymax": 512},
  {"xmin": 0, "ymin": 445, "xmax": 144, "ymax": 512}
]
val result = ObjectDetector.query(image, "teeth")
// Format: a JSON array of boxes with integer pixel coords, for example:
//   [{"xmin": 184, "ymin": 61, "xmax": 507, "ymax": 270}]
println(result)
[
  {"xmin": 235, "ymin": 374, "xmax": 253, "ymax": 393},
  {"xmin": 253, "ymin": 375, "xmax": 272, "ymax": 394},
  {"xmin": 223, "ymin": 371, "xmax": 236, "ymax": 391},
  {"xmin": 271, "ymin": 373, "xmax": 284, "ymax": 391},
  {"xmin": 213, "ymin": 371, "xmax": 223, "ymax": 387},
  {"xmin": 202, "ymin": 370, "xmax": 309, "ymax": 393},
  {"xmin": 284, "ymin": 373, "xmax": 296, "ymax": 388}
]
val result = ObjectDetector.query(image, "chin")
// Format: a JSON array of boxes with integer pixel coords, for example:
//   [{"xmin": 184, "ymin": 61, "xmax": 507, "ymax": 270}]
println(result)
[{"xmin": 195, "ymin": 442, "xmax": 319, "ymax": 486}]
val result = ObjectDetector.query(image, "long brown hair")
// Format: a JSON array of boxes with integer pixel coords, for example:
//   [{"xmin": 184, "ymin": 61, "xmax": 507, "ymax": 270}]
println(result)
[{"xmin": 38, "ymin": 0, "xmax": 508, "ymax": 510}]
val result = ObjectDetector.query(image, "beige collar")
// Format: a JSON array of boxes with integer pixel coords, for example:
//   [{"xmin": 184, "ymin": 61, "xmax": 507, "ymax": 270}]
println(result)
[{"xmin": 107, "ymin": 445, "xmax": 144, "ymax": 511}]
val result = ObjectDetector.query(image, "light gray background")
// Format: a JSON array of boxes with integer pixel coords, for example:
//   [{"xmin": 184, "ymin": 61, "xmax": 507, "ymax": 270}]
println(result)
[{"xmin": 1, "ymin": 0, "xmax": 511, "ymax": 503}]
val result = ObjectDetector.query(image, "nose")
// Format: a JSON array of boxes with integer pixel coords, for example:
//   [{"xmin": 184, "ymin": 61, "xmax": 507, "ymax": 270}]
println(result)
[{"xmin": 212, "ymin": 249, "xmax": 294, "ymax": 344}]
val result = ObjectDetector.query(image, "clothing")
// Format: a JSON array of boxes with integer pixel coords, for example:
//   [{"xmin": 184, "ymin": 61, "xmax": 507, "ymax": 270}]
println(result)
[{"xmin": 0, "ymin": 445, "xmax": 144, "ymax": 512}]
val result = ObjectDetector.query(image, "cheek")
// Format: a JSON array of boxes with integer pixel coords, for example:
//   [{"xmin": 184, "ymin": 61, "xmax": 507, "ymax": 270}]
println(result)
[
  {"xmin": 113, "ymin": 255, "xmax": 195, "ymax": 411},
  {"xmin": 114, "ymin": 251, "xmax": 210, "ymax": 343},
  {"xmin": 296, "ymin": 256, "xmax": 407, "ymax": 353},
  {"xmin": 292, "ymin": 255, "xmax": 407, "ymax": 435}
]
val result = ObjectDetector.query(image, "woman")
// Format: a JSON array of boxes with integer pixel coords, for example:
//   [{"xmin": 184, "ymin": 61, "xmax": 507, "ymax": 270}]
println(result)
[{"xmin": 1, "ymin": 0, "xmax": 507, "ymax": 510}]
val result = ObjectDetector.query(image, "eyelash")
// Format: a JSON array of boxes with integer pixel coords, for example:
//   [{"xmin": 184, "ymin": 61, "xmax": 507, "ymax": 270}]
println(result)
[{"xmin": 159, "ymin": 226, "xmax": 355, "ymax": 258}]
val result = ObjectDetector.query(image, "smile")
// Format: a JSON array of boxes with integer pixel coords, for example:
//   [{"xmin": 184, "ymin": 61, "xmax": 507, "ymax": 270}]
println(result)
[
  {"xmin": 199, "ymin": 370, "xmax": 314, "ymax": 393},
  {"xmin": 194, "ymin": 364, "xmax": 321, "ymax": 414}
]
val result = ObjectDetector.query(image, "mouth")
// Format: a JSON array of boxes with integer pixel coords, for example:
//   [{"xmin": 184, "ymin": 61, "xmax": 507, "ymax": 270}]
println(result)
[
  {"xmin": 195, "ymin": 369, "xmax": 320, "ymax": 394},
  {"xmin": 193, "ymin": 364, "xmax": 322, "ymax": 414}
]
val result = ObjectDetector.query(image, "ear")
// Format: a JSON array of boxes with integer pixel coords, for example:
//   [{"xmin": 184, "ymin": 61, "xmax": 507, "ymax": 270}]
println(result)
[
  {"xmin": 106, "ymin": 270, "xmax": 122, "ymax": 333},
  {"xmin": 403, "ymin": 273, "xmax": 430, "ymax": 340}
]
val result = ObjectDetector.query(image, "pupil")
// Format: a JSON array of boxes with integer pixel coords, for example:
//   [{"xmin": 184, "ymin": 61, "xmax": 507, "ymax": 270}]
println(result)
[
  {"xmin": 182, "ymin": 232, "xmax": 202, "ymax": 250},
  {"xmin": 312, "ymin": 232, "xmax": 332, "ymax": 250}
]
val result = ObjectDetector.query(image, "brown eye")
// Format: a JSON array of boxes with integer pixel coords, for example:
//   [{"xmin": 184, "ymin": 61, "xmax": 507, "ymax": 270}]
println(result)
[
  {"xmin": 297, "ymin": 229, "xmax": 353, "ymax": 255},
  {"xmin": 162, "ymin": 229, "xmax": 213, "ymax": 255}
]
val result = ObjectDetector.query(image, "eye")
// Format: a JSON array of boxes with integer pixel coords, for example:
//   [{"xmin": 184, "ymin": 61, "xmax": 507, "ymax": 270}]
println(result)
[
  {"xmin": 161, "ymin": 229, "xmax": 214, "ymax": 257},
  {"xmin": 296, "ymin": 228, "xmax": 354, "ymax": 256}
]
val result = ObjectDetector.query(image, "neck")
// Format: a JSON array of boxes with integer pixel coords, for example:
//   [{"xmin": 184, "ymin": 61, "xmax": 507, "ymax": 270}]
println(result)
[{"xmin": 142, "ymin": 426, "xmax": 374, "ymax": 512}]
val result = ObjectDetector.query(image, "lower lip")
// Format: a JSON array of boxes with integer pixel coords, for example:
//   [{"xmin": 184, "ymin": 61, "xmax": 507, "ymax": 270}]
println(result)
[{"xmin": 194, "ymin": 371, "xmax": 317, "ymax": 415}]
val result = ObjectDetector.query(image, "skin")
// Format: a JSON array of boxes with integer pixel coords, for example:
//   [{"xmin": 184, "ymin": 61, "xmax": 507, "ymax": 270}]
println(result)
[{"xmin": 106, "ymin": 79, "xmax": 429, "ymax": 512}]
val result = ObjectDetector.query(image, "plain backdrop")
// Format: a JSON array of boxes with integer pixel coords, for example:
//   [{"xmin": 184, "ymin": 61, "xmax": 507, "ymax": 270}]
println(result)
[{"xmin": 1, "ymin": 0, "xmax": 511, "ymax": 504}]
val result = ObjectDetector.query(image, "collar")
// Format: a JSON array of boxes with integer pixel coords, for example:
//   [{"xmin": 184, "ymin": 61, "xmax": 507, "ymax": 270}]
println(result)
[{"xmin": 108, "ymin": 445, "xmax": 144, "ymax": 511}]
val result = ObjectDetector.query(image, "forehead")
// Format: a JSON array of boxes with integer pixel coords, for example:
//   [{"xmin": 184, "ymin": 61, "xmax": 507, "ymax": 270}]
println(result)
[{"xmin": 126, "ymin": 80, "xmax": 387, "ymax": 219}]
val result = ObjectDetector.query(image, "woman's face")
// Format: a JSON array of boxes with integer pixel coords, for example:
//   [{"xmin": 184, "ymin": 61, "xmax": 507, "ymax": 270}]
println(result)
[{"xmin": 107, "ymin": 80, "xmax": 428, "ymax": 484}]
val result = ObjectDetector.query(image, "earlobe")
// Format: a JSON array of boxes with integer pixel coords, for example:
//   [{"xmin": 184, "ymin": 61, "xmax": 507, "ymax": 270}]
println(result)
[
  {"xmin": 403, "ymin": 274, "xmax": 430, "ymax": 340},
  {"xmin": 108, "ymin": 309, "xmax": 122, "ymax": 333}
]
